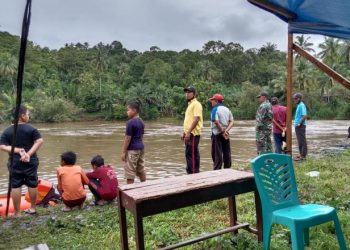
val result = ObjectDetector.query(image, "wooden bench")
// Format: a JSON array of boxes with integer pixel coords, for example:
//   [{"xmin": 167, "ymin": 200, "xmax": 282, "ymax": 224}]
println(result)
[{"xmin": 118, "ymin": 169, "xmax": 262, "ymax": 250}]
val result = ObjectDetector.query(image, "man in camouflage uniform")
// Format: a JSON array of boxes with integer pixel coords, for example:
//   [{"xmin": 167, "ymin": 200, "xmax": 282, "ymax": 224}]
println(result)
[{"xmin": 255, "ymin": 92, "xmax": 273, "ymax": 154}]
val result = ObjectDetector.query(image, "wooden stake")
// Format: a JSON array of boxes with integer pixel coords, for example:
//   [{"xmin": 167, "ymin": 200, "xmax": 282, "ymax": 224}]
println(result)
[{"xmin": 286, "ymin": 33, "xmax": 293, "ymax": 155}]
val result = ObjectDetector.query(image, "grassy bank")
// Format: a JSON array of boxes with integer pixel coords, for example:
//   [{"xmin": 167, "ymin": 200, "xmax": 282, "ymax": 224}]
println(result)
[{"xmin": 1, "ymin": 151, "xmax": 349, "ymax": 250}]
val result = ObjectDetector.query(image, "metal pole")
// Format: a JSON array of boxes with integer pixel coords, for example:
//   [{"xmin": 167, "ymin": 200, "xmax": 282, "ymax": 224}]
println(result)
[{"xmin": 286, "ymin": 33, "xmax": 293, "ymax": 154}]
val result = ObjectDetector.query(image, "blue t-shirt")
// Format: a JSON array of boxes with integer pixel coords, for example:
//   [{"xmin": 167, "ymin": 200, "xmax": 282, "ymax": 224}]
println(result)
[
  {"xmin": 294, "ymin": 102, "xmax": 307, "ymax": 127},
  {"xmin": 125, "ymin": 117, "xmax": 144, "ymax": 150}
]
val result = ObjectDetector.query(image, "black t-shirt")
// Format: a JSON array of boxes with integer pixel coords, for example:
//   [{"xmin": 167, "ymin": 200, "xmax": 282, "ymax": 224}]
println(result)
[{"xmin": 0, "ymin": 123, "xmax": 42, "ymax": 163}]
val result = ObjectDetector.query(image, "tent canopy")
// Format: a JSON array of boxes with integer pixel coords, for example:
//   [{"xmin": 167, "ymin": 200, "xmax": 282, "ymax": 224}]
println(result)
[{"xmin": 248, "ymin": 0, "xmax": 350, "ymax": 40}]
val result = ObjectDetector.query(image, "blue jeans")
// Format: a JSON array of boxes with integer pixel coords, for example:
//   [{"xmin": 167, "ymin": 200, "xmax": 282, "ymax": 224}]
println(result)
[{"xmin": 273, "ymin": 133, "xmax": 286, "ymax": 154}]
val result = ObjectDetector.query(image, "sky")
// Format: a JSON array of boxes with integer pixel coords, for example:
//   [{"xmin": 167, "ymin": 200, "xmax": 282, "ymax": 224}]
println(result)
[{"xmin": 0, "ymin": 0, "xmax": 324, "ymax": 52}]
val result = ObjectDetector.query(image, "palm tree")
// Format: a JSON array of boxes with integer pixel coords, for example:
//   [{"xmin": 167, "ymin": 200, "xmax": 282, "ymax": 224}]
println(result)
[
  {"xmin": 318, "ymin": 37, "xmax": 341, "ymax": 67},
  {"xmin": 295, "ymin": 35, "xmax": 315, "ymax": 54},
  {"xmin": 339, "ymin": 39, "xmax": 350, "ymax": 67},
  {"xmin": 0, "ymin": 53, "xmax": 18, "ymax": 93},
  {"xmin": 91, "ymin": 49, "xmax": 108, "ymax": 107}
]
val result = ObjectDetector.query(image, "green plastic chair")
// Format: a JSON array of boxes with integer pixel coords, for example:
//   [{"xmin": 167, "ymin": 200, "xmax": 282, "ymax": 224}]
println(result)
[{"xmin": 251, "ymin": 153, "xmax": 347, "ymax": 250}]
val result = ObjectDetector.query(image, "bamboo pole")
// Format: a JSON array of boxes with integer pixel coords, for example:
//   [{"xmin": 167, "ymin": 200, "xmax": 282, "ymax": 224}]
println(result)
[{"xmin": 286, "ymin": 33, "xmax": 293, "ymax": 155}]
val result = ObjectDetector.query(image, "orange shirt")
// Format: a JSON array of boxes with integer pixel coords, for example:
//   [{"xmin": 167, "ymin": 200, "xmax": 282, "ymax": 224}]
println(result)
[{"xmin": 57, "ymin": 165, "xmax": 89, "ymax": 201}]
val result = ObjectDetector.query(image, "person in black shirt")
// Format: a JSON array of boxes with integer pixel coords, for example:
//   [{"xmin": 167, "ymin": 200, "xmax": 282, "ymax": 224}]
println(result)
[{"xmin": 0, "ymin": 106, "xmax": 44, "ymax": 216}]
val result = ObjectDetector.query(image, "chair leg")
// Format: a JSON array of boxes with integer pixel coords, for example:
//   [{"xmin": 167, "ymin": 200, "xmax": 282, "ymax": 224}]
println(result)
[
  {"xmin": 303, "ymin": 228, "xmax": 309, "ymax": 246},
  {"xmin": 263, "ymin": 222, "xmax": 272, "ymax": 250},
  {"xmin": 290, "ymin": 225, "xmax": 305, "ymax": 250},
  {"xmin": 333, "ymin": 214, "xmax": 348, "ymax": 250}
]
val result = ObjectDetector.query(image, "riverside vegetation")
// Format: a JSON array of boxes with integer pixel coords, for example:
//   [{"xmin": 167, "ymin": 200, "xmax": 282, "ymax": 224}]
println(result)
[
  {"xmin": 0, "ymin": 31, "xmax": 350, "ymax": 122},
  {"xmin": 0, "ymin": 150, "xmax": 349, "ymax": 250}
]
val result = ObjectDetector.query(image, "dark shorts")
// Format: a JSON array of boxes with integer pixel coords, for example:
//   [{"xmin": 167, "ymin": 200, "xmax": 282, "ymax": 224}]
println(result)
[
  {"xmin": 9, "ymin": 160, "xmax": 39, "ymax": 189},
  {"xmin": 63, "ymin": 197, "xmax": 86, "ymax": 208}
]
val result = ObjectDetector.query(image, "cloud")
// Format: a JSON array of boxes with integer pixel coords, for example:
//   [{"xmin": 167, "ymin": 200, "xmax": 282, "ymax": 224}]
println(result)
[{"xmin": 0, "ymin": 0, "xmax": 323, "ymax": 52}]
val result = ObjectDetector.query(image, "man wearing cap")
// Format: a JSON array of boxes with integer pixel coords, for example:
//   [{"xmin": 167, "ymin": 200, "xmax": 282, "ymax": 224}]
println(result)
[
  {"xmin": 293, "ymin": 93, "xmax": 308, "ymax": 160},
  {"xmin": 271, "ymin": 97, "xmax": 287, "ymax": 154},
  {"xmin": 255, "ymin": 92, "xmax": 273, "ymax": 154},
  {"xmin": 182, "ymin": 86, "xmax": 203, "ymax": 174},
  {"xmin": 210, "ymin": 94, "xmax": 234, "ymax": 170}
]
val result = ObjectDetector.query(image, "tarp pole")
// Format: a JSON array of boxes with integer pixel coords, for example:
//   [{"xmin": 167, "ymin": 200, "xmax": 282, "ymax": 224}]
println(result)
[{"xmin": 286, "ymin": 32, "xmax": 293, "ymax": 155}]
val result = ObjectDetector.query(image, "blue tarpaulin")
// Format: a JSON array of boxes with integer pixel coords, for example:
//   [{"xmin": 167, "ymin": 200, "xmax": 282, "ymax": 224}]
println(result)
[{"xmin": 249, "ymin": 0, "xmax": 350, "ymax": 40}]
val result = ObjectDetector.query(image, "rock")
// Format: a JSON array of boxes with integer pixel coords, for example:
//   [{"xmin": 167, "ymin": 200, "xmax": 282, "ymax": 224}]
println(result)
[
  {"xmin": 306, "ymin": 171, "xmax": 320, "ymax": 177},
  {"xmin": 22, "ymin": 243, "xmax": 50, "ymax": 250}
]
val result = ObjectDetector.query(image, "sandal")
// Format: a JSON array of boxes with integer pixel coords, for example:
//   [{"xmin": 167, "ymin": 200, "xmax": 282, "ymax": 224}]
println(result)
[{"xmin": 24, "ymin": 209, "xmax": 37, "ymax": 215}]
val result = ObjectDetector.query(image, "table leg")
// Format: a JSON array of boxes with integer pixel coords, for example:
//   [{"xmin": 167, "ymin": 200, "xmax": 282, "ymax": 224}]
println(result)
[
  {"xmin": 228, "ymin": 196, "xmax": 238, "ymax": 235},
  {"xmin": 254, "ymin": 190, "xmax": 263, "ymax": 242},
  {"xmin": 134, "ymin": 211, "xmax": 145, "ymax": 250},
  {"xmin": 118, "ymin": 193, "xmax": 129, "ymax": 250}
]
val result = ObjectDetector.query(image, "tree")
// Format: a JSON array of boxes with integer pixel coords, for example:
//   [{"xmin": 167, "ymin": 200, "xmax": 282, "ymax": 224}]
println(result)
[
  {"xmin": 0, "ymin": 53, "xmax": 18, "ymax": 93},
  {"xmin": 91, "ymin": 48, "xmax": 109, "ymax": 106},
  {"xmin": 318, "ymin": 37, "xmax": 341, "ymax": 67}
]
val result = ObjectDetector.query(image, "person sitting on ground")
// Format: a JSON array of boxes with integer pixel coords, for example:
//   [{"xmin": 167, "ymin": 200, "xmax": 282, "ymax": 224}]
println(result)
[
  {"xmin": 87, "ymin": 155, "xmax": 118, "ymax": 205},
  {"xmin": 57, "ymin": 151, "xmax": 89, "ymax": 212},
  {"xmin": 121, "ymin": 101, "xmax": 146, "ymax": 184}
]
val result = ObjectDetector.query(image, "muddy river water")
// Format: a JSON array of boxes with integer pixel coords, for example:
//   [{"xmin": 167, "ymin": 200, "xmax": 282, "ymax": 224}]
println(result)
[{"xmin": 0, "ymin": 120, "xmax": 348, "ymax": 194}]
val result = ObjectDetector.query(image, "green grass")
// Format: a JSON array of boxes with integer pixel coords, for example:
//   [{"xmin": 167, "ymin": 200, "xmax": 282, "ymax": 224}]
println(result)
[{"xmin": 1, "ymin": 151, "xmax": 349, "ymax": 250}]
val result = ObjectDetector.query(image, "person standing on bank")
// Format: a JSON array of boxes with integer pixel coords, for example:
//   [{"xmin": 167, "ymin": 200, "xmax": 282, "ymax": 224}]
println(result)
[
  {"xmin": 0, "ymin": 106, "xmax": 44, "ymax": 216},
  {"xmin": 293, "ymin": 93, "xmax": 308, "ymax": 161},
  {"xmin": 181, "ymin": 86, "xmax": 203, "ymax": 174},
  {"xmin": 271, "ymin": 97, "xmax": 287, "ymax": 154},
  {"xmin": 209, "ymin": 94, "xmax": 234, "ymax": 170},
  {"xmin": 255, "ymin": 92, "xmax": 273, "ymax": 155}
]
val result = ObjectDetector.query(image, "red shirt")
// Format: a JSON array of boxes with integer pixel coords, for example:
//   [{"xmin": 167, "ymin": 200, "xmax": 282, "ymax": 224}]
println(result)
[
  {"xmin": 86, "ymin": 165, "xmax": 118, "ymax": 200},
  {"xmin": 272, "ymin": 105, "xmax": 287, "ymax": 134}
]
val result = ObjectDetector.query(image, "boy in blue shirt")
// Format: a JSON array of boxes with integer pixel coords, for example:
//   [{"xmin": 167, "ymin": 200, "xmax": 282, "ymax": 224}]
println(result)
[
  {"xmin": 293, "ymin": 93, "xmax": 308, "ymax": 161},
  {"xmin": 121, "ymin": 102, "xmax": 146, "ymax": 184}
]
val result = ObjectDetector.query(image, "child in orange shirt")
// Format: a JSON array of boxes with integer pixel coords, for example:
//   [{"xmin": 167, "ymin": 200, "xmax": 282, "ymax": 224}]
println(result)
[{"xmin": 57, "ymin": 151, "xmax": 89, "ymax": 212}]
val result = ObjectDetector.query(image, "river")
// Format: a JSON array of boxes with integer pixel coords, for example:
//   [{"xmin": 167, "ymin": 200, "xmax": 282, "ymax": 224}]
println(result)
[{"xmin": 0, "ymin": 120, "xmax": 349, "ymax": 195}]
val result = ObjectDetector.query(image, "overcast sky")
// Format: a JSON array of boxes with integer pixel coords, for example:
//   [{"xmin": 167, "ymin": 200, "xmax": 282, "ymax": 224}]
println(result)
[{"xmin": 0, "ymin": 0, "xmax": 324, "ymax": 52}]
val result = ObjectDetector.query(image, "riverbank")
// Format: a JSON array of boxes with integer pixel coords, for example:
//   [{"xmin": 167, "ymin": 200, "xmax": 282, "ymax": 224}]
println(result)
[{"xmin": 0, "ymin": 151, "xmax": 349, "ymax": 250}]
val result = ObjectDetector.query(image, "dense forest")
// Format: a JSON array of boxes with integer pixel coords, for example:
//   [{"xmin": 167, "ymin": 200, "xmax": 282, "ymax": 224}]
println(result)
[{"xmin": 0, "ymin": 31, "xmax": 349, "ymax": 122}]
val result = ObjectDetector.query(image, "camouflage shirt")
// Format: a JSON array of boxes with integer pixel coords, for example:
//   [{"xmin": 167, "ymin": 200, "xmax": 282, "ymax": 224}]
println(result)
[{"xmin": 256, "ymin": 101, "xmax": 273, "ymax": 131}]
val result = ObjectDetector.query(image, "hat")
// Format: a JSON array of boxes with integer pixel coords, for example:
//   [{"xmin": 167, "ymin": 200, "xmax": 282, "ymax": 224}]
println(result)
[
  {"xmin": 184, "ymin": 86, "xmax": 196, "ymax": 93},
  {"xmin": 209, "ymin": 94, "xmax": 224, "ymax": 102},
  {"xmin": 293, "ymin": 93, "xmax": 302, "ymax": 99},
  {"xmin": 256, "ymin": 92, "xmax": 269, "ymax": 98}
]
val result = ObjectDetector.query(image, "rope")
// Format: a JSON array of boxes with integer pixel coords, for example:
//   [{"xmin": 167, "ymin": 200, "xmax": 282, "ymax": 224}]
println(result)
[{"xmin": 5, "ymin": 0, "xmax": 32, "ymax": 217}]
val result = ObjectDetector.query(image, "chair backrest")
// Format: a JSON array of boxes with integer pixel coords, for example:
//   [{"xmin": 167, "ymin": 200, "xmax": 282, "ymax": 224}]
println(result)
[{"xmin": 251, "ymin": 153, "xmax": 300, "ymax": 212}]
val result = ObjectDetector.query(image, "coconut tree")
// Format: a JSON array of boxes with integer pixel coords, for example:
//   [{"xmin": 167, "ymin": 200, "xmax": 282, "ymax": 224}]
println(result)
[
  {"xmin": 318, "ymin": 37, "xmax": 341, "ymax": 67},
  {"xmin": 339, "ymin": 39, "xmax": 350, "ymax": 67},
  {"xmin": 0, "ymin": 53, "xmax": 18, "ymax": 93}
]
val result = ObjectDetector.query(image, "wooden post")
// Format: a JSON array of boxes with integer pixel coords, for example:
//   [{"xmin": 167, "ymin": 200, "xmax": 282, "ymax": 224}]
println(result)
[{"xmin": 286, "ymin": 33, "xmax": 293, "ymax": 154}]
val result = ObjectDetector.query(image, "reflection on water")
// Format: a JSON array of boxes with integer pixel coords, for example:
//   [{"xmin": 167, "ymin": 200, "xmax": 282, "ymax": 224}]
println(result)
[{"xmin": 0, "ymin": 120, "xmax": 348, "ymax": 195}]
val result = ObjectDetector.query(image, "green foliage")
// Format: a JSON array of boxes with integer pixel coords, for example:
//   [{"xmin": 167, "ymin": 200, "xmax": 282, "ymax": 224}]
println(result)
[{"xmin": 0, "ymin": 31, "xmax": 349, "ymax": 123}]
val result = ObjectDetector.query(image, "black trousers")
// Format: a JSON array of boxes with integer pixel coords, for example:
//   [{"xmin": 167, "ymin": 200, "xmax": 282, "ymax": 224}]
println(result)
[
  {"xmin": 185, "ymin": 135, "xmax": 200, "ymax": 174},
  {"xmin": 211, "ymin": 134, "xmax": 232, "ymax": 170},
  {"xmin": 88, "ymin": 179, "xmax": 102, "ymax": 201},
  {"xmin": 295, "ymin": 125, "xmax": 308, "ymax": 158}
]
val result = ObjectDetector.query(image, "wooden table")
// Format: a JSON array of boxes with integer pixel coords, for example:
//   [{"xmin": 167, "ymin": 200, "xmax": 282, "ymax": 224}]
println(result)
[{"xmin": 118, "ymin": 169, "xmax": 262, "ymax": 250}]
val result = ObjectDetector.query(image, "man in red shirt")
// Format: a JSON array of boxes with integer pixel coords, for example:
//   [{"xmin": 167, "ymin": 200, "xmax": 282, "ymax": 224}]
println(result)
[
  {"xmin": 271, "ymin": 97, "xmax": 287, "ymax": 154},
  {"xmin": 87, "ymin": 155, "xmax": 118, "ymax": 205}
]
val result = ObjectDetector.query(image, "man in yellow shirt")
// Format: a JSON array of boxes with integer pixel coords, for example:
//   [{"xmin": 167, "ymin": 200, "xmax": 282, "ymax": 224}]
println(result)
[{"xmin": 181, "ymin": 86, "xmax": 203, "ymax": 174}]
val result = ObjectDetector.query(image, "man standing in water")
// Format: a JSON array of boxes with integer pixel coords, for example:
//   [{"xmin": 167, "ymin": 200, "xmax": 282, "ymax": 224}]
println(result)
[
  {"xmin": 255, "ymin": 92, "xmax": 273, "ymax": 154},
  {"xmin": 181, "ymin": 86, "xmax": 203, "ymax": 174},
  {"xmin": 293, "ymin": 93, "xmax": 308, "ymax": 161},
  {"xmin": 0, "ymin": 106, "xmax": 44, "ymax": 216},
  {"xmin": 271, "ymin": 97, "xmax": 287, "ymax": 154},
  {"xmin": 210, "ymin": 94, "xmax": 234, "ymax": 170}
]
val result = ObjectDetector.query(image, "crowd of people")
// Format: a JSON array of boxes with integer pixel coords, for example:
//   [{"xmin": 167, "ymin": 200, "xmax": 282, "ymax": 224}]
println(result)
[{"xmin": 0, "ymin": 87, "xmax": 309, "ymax": 216}]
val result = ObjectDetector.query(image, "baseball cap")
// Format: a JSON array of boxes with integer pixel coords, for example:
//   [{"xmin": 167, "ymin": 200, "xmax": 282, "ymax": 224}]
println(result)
[
  {"xmin": 209, "ymin": 94, "xmax": 224, "ymax": 102},
  {"xmin": 256, "ymin": 92, "xmax": 269, "ymax": 98},
  {"xmin": 183, "ymin": 86, "xmax": 196, "ymax": 93}
]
